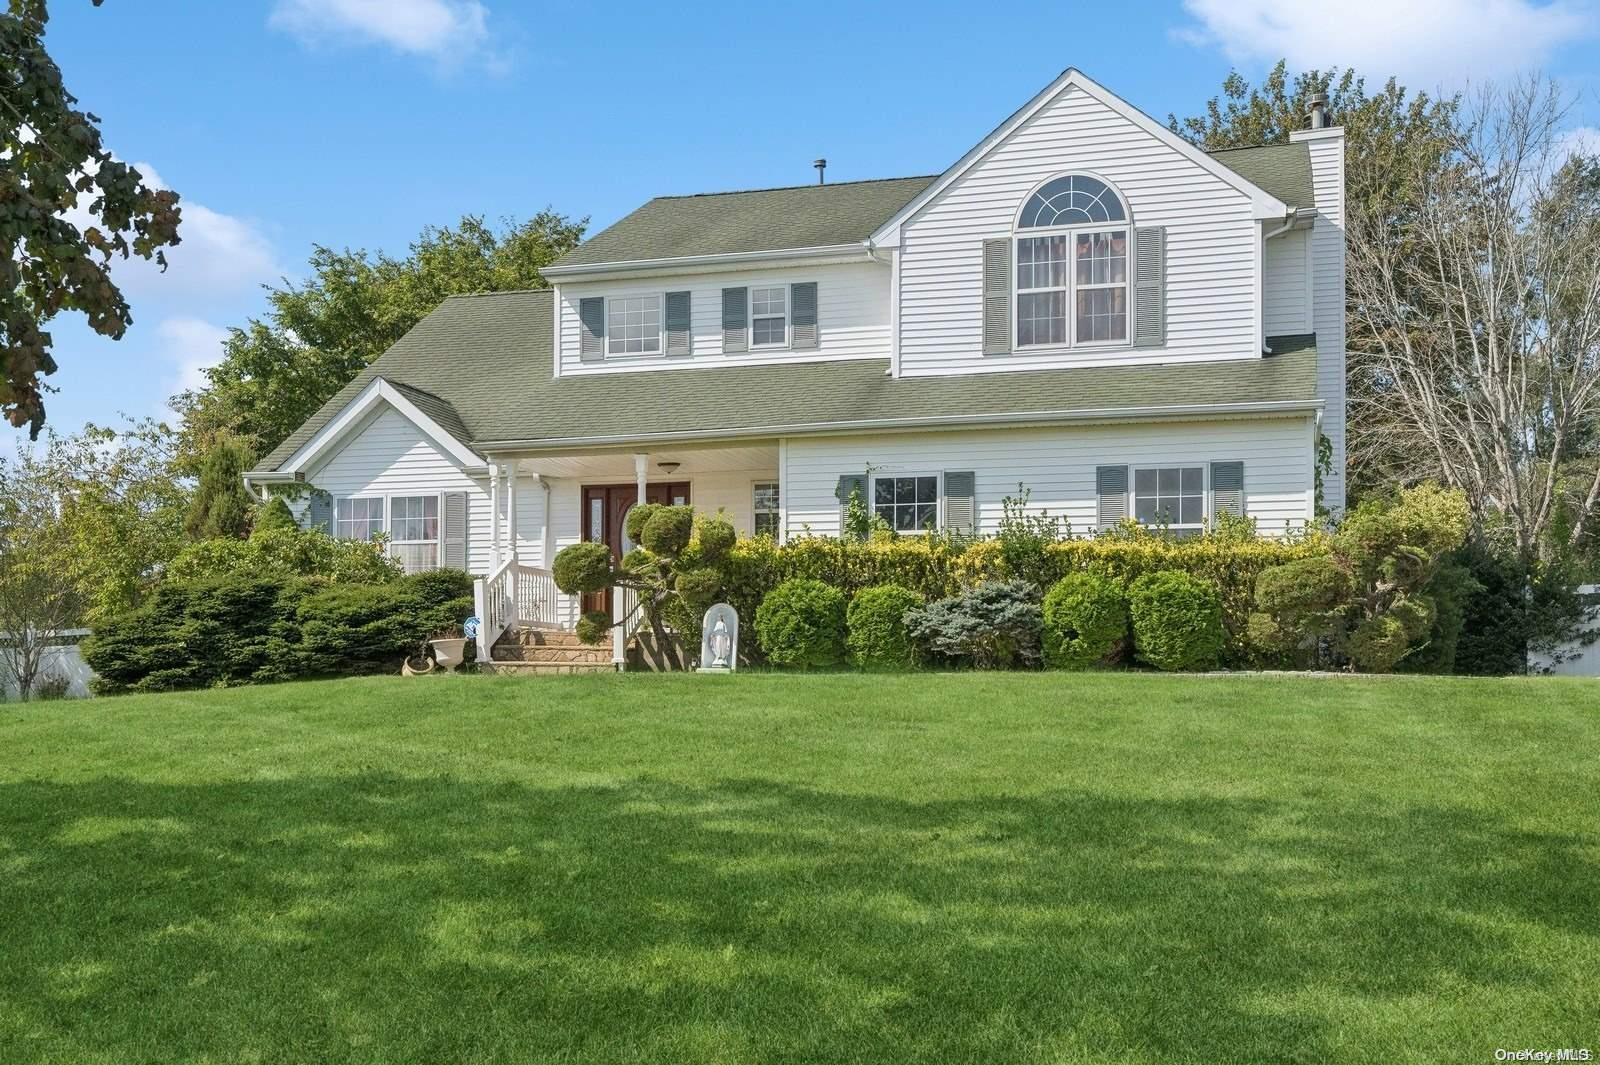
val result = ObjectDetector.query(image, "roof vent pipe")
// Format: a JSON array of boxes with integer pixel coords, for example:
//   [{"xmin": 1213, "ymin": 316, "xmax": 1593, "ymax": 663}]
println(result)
[
  {"xmin": 1308, "ymin": 93, "xmax": 1329, "ymax": 130},
  {"xmin": 813, "ymin": 158, "xmax": 826, "ymax": 184}
]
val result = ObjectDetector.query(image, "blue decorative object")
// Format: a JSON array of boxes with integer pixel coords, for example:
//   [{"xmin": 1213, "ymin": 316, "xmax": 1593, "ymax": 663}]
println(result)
[{"xmin": 463, "ymin": 616, "xmax": 481, "ymax": 639}]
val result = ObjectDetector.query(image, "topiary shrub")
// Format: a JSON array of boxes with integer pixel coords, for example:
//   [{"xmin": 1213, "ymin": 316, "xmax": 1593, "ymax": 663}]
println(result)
[
  {"xmin": 552, "ymin": 541, "xmax": 615, "ymax": 596},
  {"xmin": 625, "ymin": 503, "xmax": 661, "ymax": 544},
  {"xmin": 1247, "ymin": 554, "xmax": 1351, "ymax": 667},
  {"xmin": 904, "ymin": 580, "xmax": 1041, "ymax": 669},
  {"xmin": 696, "ymin": 514, "xmax": 737, "ymax": 565},
  {"xmin": 755, "ymin": 578, "xmax": 847, "ymax": 668},
  {"xmin": 1041, "ymin": 571, "xmax": 1127, "ymax": 669},
  {"xmin": 1127, "ymin": 570, "xmax": 1224, "ymax": 672},
  {"xmin": 640, "ymin": 505, "xmax": 694, "ymax": 557},
  {"xmin": 846, "ymin": 584, "xmax": 922, "ymax": 670}
]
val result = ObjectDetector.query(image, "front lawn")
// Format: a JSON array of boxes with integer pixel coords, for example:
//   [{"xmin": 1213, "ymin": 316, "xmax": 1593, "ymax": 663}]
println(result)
[{"xmin": 1, "ymin": 673, "xmax": 1596, "ymax": 1063}]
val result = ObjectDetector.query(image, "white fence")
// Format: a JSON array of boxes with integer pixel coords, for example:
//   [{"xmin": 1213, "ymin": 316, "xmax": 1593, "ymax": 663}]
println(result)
[
  {"xmin": 1532, "ymin": 585, "xmax": 1600, "ymax": 676},
  {"xmin": 0, "ymin": 629, "xmax": 95, "ymax": 700}
]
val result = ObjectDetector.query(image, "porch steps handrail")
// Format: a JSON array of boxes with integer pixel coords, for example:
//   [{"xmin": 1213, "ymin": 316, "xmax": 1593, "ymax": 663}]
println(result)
[{"xmin": 474, "ymin": 560, "xmax": 560, "ymax": 661}]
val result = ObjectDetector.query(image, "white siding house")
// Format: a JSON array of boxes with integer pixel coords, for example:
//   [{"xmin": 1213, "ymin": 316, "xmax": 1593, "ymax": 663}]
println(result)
[{"xmin": 244, "ymin": 68, "xmax": 1346, "ymax": 660}]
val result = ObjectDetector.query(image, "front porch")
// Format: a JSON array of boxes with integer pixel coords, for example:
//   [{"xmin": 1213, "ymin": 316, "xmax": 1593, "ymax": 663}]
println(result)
[{"xmin": 471, "ymin": 442, "xmax": 778, "ymax": 666}]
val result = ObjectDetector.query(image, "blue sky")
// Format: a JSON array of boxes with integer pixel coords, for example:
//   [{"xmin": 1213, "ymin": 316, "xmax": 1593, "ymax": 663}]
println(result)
[{"xmin": 29, "ymin": 0, "xmax": 1600, "ymax": 438}]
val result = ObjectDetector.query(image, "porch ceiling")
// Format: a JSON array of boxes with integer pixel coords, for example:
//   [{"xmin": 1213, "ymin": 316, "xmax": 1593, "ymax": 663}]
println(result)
[{"xmin": 508, "ymin": 443, "xmax": 778, "ymax": 481}]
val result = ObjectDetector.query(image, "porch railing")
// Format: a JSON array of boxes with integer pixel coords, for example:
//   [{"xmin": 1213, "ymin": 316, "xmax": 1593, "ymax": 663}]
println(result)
[
  {"xmin": 611, "ymin": 585, "xmax": 642, "ymax": 668},
  {"xmin": 474, "ymin": 560, "xmax": 561, "ymax": 661}
]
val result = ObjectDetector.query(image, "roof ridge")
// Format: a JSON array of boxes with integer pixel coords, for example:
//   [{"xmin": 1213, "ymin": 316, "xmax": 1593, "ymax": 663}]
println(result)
[
  {"xmin": 441, "ymin": 287, "xmax": 556, "ymax": 301},
  {"xmin": 653, "ymin": 174, "xmax": 939, "ymax": 201},
  {"xmin": 1206, "ymin": 141, "xmax": 1300, "ymax": 154}
]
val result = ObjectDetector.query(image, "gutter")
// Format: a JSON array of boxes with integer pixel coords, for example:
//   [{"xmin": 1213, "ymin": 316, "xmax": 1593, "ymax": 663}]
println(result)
[
  {"xmin": 475, "ymin": 398, "xmax": 1324, "ymax": 453},
  {"xmin": 541, "ymin": 242, "xmax": 872, "ymax": 280}
]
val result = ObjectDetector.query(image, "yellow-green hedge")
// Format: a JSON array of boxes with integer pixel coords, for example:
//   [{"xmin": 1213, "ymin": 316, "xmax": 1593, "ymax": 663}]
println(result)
[{"xmin": 724, "ymin": 533, "xmax": 1327, "ymax": 664}]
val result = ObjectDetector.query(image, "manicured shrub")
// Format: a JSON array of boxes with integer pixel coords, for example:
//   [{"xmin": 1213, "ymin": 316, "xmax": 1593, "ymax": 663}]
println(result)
[
  {"xmin": 640, "ymin": 505, "xmax": 694, "ymax": 557},
  {"xmin": 624, "ymin": 503, "xmax": 661, "ymax": 544},
  {"xmin": 1248, "ymin": 554, "xmax": 1351, "ymax": 667},
  {"xmin": 755, "ymin": 578, "xmax": 847, "ymax": 668},
  {"xmin": 696, "ymin": 515, "xmax": 737, "ymax": 565},
  {"xmin": 674, "ymin": 566, "xmax": 723, "ymax": 613},
  {"xmin": 552, "ymin": 541, "xmax": 615, "ymax": 595},
  {"xmin": 575, "ymin": 610, "xmax": 611, "ymax": 647},
  {"xmin": 167, "ymin": 527, "xmax": 401, "ymax": 585},
  {"xmin": 846, "ymin": 584, "xmax": 922, "ymax": 670},
  {"xmin": 1127, "ymin": 570, "xmax": 1224, "ymax": 672},
  {"xmin": 905, "ymin": 580, "xmax": 1041, "ymax": 670},
  {"xmin": 1040, "ymin": 571, "xmax": 1126, "ymax": 669}
]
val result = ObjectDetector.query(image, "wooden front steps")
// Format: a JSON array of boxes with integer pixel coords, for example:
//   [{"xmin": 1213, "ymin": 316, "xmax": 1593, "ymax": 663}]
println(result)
[{"xmin": 484, "ymin": 627, "xmax": 616, "ymax": 675}]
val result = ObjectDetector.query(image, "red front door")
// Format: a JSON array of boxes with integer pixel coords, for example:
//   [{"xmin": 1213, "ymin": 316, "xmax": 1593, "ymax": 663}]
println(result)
[{"xmin": 581, "ymin": 482, "xmax": 690, "ymax": 614}]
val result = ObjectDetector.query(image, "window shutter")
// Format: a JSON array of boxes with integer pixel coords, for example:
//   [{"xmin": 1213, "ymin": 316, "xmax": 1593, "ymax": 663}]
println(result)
[
  {"xmin": 443, "ymin": 491, "xmax": 468, "ymax": 569},
  {"xmin": 1096, "ymin": 465, "xmax": 1129, "ymax": 530},
  {"xmin": 722, "ymin": 287, "xmax": 748, "ymax": 353},
  {"xmin": 943, "ymin": 471, "xmax": 976, "ymax": 536},
  {"xmin": 790, "ymin": 281, "xmax": 818, "ymax": 350},
  {"xmin": 665, "ymin": 291, "xmax": 691, "ymax": 355},
  {"xmin": 1210, "ymin": 461, "xmax": 1245, "ymax": 520},
  {"xmin": 579, "ymin": 296, "xmax": 605, "ymax": 358},
  {"xmin": 307, "ymin": 491, "xmax": 332, "ymax": 533},
  {"xmin": 1133, "ymin": 227, "xmax": 1165, "ymax": 347},
  {"xmin": 836, "ymin": 473, "xmax": 867, "ymax": 533},
  {"xmin": 982, "ymin": 238, "xmax": 1011, "ymax": 355}
]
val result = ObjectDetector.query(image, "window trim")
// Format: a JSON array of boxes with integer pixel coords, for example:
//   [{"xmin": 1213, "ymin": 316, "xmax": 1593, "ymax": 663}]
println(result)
[
  {"xmin": 869, "ymin": 472, "xmax": 942, "ymax": 535},
  {"xmin": 1130, "ymin": 464, "xmax": 1208, "ymax": 534},
  {"xmin": 335, "ymin": 492, "xmax": 444, "ymax": 573},
  {"xmin": 1010, "ymin": 171, "xmax": 1134, "ymax": 354},
  {"xmin": 748, "ymin": 283, "xmax": 790, "ymax": 350},
  {"xmin": 604, "ymin": 292, "xmax": 665, "ymax": 358},
  {"xmin": 752, "ymin": 479, "xmax": 781, "ymax": 539}
]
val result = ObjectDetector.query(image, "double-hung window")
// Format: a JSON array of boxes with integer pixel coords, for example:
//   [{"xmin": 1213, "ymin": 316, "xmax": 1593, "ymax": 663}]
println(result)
[
  {"xmin": 753, "ymin": 482, "xmax": 780, "ymax": 539},
  {"xmin": 1134, "ymin": 467, "xmax": 1205, "ymax": 534},
  {"xmin": 1014, "ymin": 174, "xmax": 1130, "ymax": 349},
  {"xmin": 873, "ymin": 475, "xmax": 939, "ymax": 533},
  {"xmin": 389, "ymin": 495, "xmax": 440, "ymax": 572},
  {"xmin": 607, "ymin": 295, "xmax": 662, "ymax": 356},
  {"xmin": 751, "ymin": 285, "xmax": 787, "ymax": 347},
  {"xmin": 335, "ymin": 497, "xmax": 384, "ymax": 542}
]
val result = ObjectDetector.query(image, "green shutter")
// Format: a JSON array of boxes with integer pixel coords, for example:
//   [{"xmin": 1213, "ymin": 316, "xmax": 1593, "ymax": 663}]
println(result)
[
  {"xmin": 983, "ymin": 238, "xmax": 1011, "ymax": 355},
  {"xmin": 1096, "ymin": 465, "xmax": 1128, "ymax": 530},
  {"xmin": 837, "ymin": 473, "xmax": 866, "ymax": 533},
  {"xmin": 1210, "ymin": 461, "xmax": 1244, "ymax": 521},
  {"xmin": 665, "ymin": 291, "xmax": 691, "ymax": 355},
  {"xmin": 1133, "ymin": 227, "xmax": 1165, "ymax": 347},
  {"xmin": 579, "ymin": 297, "xmax": 605, "ymax": 358},
  {"xmin": 307, "ymin": 491, "xmax": 332, "ymax": 533},
  {"xmin": 943, "ymin": 471, "xmax": 976, "ymax": 536},
  {"xmin": 443, "ymin": 491, "xmax": 468, "ymax": 569},
  {"xmin": 791, "ymin": 281, "xmax": 818, "ymax": 349},
  {"xmin": 722, "ymin": 287, "xmax": 748, "ymax": 353}
]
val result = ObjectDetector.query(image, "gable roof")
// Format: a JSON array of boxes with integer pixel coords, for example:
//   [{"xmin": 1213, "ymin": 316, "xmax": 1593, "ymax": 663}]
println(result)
[
  {"xmin": 252, "ymin": 289, "xmax": 1318, "ymax": 473},
  {"xmin": 543, "ymin": 73, "xmax": 1314, "ymax": 274},
  {"xmin": 548, "ymin": 176, "xmax": 936, "ymax": 270}
]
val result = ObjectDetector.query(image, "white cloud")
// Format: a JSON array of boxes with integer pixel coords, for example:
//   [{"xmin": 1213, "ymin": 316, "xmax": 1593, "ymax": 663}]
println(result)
[
  {"xmin": 156, "ymin": 317, "xmax": 230, "ymax": 396},
  {"xmin": 269, "ymin": 0, "xmax": 492, "ymax": 64},
  {"xmin": 1176, "ymin": 0, "xmax": 1593, "ymax": 90}
]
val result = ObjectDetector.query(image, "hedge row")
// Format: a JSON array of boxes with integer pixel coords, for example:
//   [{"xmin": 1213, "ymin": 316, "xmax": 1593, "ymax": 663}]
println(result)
[
  {"xmin": 724, "ymin": 534, "xmax": 1324, "ymax": 664},
  {"xmin": 83, "ymin": 570, "xmax": 473, "ymax": 694}
]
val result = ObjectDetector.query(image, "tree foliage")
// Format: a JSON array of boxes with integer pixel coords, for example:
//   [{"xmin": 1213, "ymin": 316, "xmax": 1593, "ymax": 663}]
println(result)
[
  {"xmin": 184, "ymin": 433, "xmax": 254, "ymax": 540},
  {"xmin": 173, "ymin": 212, "xmax": 584, "ymax": 464},
  {"xmin": 0, "ymin": 482, "xmax": 82, "ymax": 699},
  {"xmin": 1, "ymin": 0, "xmax": 183, "ymax": 435}
]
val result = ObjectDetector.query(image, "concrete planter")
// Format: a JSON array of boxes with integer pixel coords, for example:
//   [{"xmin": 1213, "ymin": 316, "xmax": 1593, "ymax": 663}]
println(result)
[{"xmin": 429, "ymin": 637, "xmax": 469, "ymax": 672}]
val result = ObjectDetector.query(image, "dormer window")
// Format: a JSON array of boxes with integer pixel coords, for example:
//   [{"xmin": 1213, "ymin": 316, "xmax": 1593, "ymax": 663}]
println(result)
[{"xmin": 1014, "ymin": 174, "xmax": 1130, "ymax": 349}]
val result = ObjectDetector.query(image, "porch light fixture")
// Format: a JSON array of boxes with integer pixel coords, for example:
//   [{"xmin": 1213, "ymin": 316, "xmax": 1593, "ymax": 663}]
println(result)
[{"xmin": 657, "ymin": 461, "xmax": 681, "ymax": 473}]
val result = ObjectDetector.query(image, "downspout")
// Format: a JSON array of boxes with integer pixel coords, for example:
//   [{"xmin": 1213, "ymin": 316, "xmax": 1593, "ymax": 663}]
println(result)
[
  {"xmin": 1258, "ymin": 209, "xmax": 1300, "ymax": 355},
  {"xmin": 866, "ymin": 240, "xmax": 898, "ymax": 377}
]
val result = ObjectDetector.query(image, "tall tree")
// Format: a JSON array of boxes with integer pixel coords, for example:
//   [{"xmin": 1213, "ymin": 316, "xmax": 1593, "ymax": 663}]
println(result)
[
  {"xmin": 184, "ymin": 433, "xmax": 254, "ymax": 540},
  {"xmin": 173, "ymin": 212, "xmax": 584, "ymax": 465},
  {"xmin": 1, "ymin": 0, "xmax": 182, "ymax": 436},
  {"xmin": 1170, "ymin": 63, "xmax": 1460, "ymax": 501}
]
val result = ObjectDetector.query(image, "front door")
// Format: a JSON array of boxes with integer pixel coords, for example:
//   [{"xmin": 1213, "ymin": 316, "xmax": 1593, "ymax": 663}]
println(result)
[{"xmin": 581, "ymin": 482, "xmax": 691, "ymax": 615}]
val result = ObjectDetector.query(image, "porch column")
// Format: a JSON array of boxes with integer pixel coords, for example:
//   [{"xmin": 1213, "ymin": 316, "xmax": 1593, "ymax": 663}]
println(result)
[
  {"xmin": 633, "ymin": 453, "xmax": 648, "ymax": 505},
  {"xmin": 489, "ymin": 463, "xmax": 502, "ymax": 570},
  {"xmin": 505, "ymin": 458, "xmax": 519, "ymax": 563}
]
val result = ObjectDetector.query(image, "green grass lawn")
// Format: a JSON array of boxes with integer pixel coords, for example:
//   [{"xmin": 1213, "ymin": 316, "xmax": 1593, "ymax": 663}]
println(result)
[{"xmin": 1, "ymin": 672, "xmax": 1597, "ymax": 1064}]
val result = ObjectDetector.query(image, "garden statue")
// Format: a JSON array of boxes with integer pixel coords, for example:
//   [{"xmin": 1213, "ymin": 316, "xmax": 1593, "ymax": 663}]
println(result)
[{"xmin": 698, "ymin": 603, "xmax": 738, "ymax": 673}]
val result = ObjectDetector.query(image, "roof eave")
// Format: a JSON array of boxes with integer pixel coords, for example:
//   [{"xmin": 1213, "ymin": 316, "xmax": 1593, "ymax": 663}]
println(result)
[
  {"xmin": 542, "ymin": 242, "xmax": 873, "ymax": 281},
  {"xmin": 476, "ymin": 398, "xmax": 1322, "ymax": 454}
]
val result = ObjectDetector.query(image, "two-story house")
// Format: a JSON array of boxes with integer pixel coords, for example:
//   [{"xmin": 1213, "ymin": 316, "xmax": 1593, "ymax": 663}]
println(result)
[{"xmin": 243, "ymin": 69, "xmax": 1346, "ymax": 663}]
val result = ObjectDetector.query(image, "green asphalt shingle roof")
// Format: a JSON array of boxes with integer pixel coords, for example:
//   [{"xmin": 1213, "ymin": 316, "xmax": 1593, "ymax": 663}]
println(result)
[
  {"xmin": 255, "ymin": 289, "xmax": 1317, "ymax": 472},
  {"xmin": 548, "ymin": 145, "xmax": 1312, "ymax": 270}
]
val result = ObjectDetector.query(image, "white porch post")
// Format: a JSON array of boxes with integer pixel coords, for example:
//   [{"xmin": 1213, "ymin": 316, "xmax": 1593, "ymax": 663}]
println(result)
[
  {"xmin": 489, "ymin": 462, "xmax": 502, "ymax": 571},
  {"xmin": 505, "ymin": 459, "xmax": 519, "ymax": 564},
  {"xmin": 633, "ymin": 452, "xmax": 648, "ymax": 505}
]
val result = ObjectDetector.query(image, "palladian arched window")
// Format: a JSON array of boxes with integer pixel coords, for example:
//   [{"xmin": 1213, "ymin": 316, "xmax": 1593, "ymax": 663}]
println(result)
[{"xmin": 1014, "ymin": 174, "xmax": 1131, "ymax": 347}]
